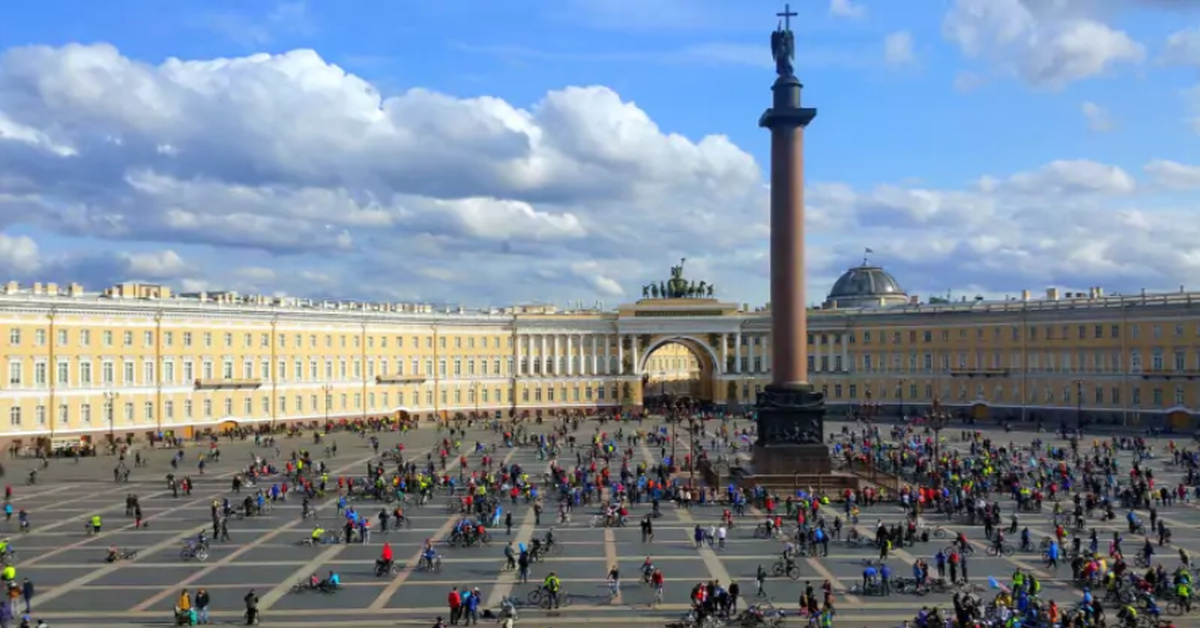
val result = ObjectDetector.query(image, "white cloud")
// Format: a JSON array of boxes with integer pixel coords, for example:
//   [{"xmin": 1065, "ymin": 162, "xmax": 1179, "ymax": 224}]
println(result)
[
  {"xmin": 0, "ymin": 43, "xmax": 764, "ymax": 304},
  {"xmin": 0, "ymin": 234, "xmax": 41, "ymax": 274},
  {"xmin": 1145, "ymin": 159, "xmax": 1200, "ymax": 189},
  {"xmin": 942, "ymin": 0, "xmax": 1145, "ymax": 87},
  {"xmin": 1163, "ymin": 28, "xmax": 1200, "ymax": 66},
  {"xmin": 2, "ymin": 42, "xmax": 1199, "ymax": 306},
  {"xmin": 1081, "ymin": 101, "xmax": 1114, "ymax": 132},
  {"xmin": 829, "ymin": 0, "xmax": 867, "ymax": 19},
  {"xmin": 123, "ymin": 250, "xmax": 189, "ymax": 279},
  {"xmin": 1003, "ymin": 160, "xmax": 1136, "ymax": 195},
  {"xmin": 883, "ymin": 31, "xmax": 917, "ymax": 67}
]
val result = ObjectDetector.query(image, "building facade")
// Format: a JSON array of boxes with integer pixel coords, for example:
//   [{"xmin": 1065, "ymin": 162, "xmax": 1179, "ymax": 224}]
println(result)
[{"xmin": 3, "ymin": 265, "xmax": 1200, "ymax": 449}]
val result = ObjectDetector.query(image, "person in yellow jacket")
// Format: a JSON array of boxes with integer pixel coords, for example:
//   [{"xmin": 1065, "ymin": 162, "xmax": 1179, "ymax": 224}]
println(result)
[{"xmin": 177, "ymin": 589, "xmax": 191, "ymax": 612}]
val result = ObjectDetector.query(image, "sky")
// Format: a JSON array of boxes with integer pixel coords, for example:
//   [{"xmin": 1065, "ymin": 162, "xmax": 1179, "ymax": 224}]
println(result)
[{"xmin": 1, "ymin": 0, "xmax": 1199, "ymax": 308}]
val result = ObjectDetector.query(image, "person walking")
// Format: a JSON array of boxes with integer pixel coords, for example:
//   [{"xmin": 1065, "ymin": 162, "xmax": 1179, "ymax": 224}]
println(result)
[
  {"xmin": 195, "ymin": 587, "xmax": 210, "ymax": 624},
  {"xmin": 19, "ymin": 579, "xmax": 31, "ymax": 615}
]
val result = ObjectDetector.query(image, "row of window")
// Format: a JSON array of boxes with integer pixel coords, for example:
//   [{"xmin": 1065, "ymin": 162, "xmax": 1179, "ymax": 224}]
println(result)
[
  {"xmin": 837, "ymin": 348, "xmax": 1197, "ymax": 374},
  {"xmin": 828, "ymin": 380, "xmax": 1184, "ymax": 407},
  {"xmin": 5, "ymin": 383, "xmax": 620, "ymax": 427},
  {"xmin": 5, "ymin": 327, "xmax": 652, "ymax": 354},
  {"xmin": 818, "ymin": 321, "xmax": 1198, "ymax": 347}
]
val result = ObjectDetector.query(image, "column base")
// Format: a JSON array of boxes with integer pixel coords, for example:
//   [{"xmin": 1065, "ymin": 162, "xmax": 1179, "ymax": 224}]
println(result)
[{"xmin": 751, "ymin": 382, "xmax": 829, "ymax": 474}]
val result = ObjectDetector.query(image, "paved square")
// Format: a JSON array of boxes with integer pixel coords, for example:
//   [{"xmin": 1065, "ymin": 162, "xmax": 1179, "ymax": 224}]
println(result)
[{"xmin": 4, "ymin": 419, "xmax": 1199, "ymax": 627}]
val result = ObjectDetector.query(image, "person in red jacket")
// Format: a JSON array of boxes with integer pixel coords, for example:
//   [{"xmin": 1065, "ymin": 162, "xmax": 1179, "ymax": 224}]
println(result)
[{"xmin": 448, "ymin": 586, "xmax": 462, "ymax": 624}]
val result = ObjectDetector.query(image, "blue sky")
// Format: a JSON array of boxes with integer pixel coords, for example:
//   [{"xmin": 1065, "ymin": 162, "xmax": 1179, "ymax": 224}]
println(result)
[{"xmin": 2, "ymin": 0, "xmax": 1200, "ymax": 306}]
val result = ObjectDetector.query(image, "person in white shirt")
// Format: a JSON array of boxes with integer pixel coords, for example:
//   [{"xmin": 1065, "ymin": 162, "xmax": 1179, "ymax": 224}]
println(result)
[{"xmin": 716, "ymin": 525, "xmax": 727, "ymax": 549}]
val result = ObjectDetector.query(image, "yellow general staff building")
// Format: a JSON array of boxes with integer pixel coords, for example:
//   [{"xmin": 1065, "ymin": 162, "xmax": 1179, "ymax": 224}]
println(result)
[{"xmin": 2, "ymin": 262, "xmax": 1199, "ymax": 453}]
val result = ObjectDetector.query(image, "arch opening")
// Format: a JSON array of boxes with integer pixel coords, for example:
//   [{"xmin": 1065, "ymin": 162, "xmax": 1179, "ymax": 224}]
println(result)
[{"xmin": 639, "ymin": 336, "xmax": 719, "ymax": 409}]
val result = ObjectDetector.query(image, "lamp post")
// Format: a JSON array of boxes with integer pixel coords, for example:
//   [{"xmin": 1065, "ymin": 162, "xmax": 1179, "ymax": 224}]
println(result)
[
  {"xmin": 104, "ymin": 391, "xmax": 119, "ymax": 444},
  {"xmin": 1073, "ymin": 378, "xmax": 1084, "ymax": 431},
  {"xmin": 929, "ymin": 397, "xmax": 949, "ymax": 475},
  {"xmin": 321, "ymin": 384, "xmax": 333, "ymax": 426}
]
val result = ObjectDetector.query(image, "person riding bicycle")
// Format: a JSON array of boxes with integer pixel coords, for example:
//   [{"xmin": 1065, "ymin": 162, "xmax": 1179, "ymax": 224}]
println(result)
[
  {"xmin": 310, "ymin": 526, "xmax": 325, "ymax": 544},
  {"xmin": 544, "ymin": 528, "xmax": 555, "ymax": 547},
  {"xmin": 992, "ymin": 529, "xmax": 1006, "ymax": 553},
  {"xmin": 106, "ymin": 545, "xmax": 122, "ymax": 562},
  {"xmin": 642, "ymin": 557, "xmax": 655, "ymax": 581},
  {"xmin": 376, "ymin": 542, "xmax": 394, "ymax": 574},
  {"xmin": 543, "ymin": 572, "xmax": 562, "ymax": 609},
  {"xmin": 955, "ymin": 531, "xmax": 969, "ymax": 553},
  {"xmin": 1117, "ymin": 603, "xmax": 1138, "ymax": 628},
  {"xmin": 1127, "ymin": 510, "xmax": 1143, "ymax": 533},
  {"xmin": 1178, "ymin": 581, "xmax": 1193, "ymax": 613},
  {"xmin": 863, "ymin": 561, "xmax": 879, "ymax": 590},
  {"xmin": 17, "ymin": 510, "xmax": 28, "ymax": 532},
  {"xmin": 321, "ymin": 570, "xmax": 341, "ymax": 590},
  {"xmin": 421, "ymin": 540, "xmax": 437, "ymax": 569},
  {"xmin": 782, "ymin": 542, "xmax": 797, "ymax": 572}
]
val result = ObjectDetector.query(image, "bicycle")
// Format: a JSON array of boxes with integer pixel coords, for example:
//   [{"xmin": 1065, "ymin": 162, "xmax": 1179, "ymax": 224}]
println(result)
[
  {"xmin": 771, "ymin": 560, "xmax": 801, "ymax": 581},
  {"xmin": 180, "ymin": 543, "xmax": 209, "ymax": 562},
  {"xmin": 417, "ymin": 555, "xmax": 442, "ymax": 572},
  {"xmin": 985, "ymin": 543, "xmax": 1015, "ymax": 558}
]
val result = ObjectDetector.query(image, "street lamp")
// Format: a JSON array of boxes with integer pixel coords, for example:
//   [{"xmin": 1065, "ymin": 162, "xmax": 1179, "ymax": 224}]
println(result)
[
  {"xmin": 104, "ymin": 391, "xmax": 120, "ymax": 444},
  {"xmin": 929, "ymin": 397, "xmax": 949, "ymax": 475}
]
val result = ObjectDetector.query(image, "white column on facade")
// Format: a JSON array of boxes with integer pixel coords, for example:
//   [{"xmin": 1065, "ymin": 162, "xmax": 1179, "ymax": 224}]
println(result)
[
  {"xmin": 551, "ymin": 335, "xmax": 559, "ymax": 376},
  {"xmin": 632, "ymin": 334, "xmax": 640, "ymax": 375},
  {"xmin": 540, "ymin": 335, "xmax": 547, "ymax": 376},
  {"xmin": 589, "ymin": 335, "xmax": 597, "ymax": 375},
  {"xmin": 607, "ymin": 335, "xmax": 614, "ymax": 375},
  {"xmin": 617, "ymin": 334, "xmax": 624, "ymax": 375},
  {"xmin": 748, "ymin": 335, "xmax": 757, "ymax": 373},
  {"xmin": 734, "ymin": 332, "xmax": 742, "ymax": 374},
  {"xmin": 841, "ymin": 333, "xmax": 849, "ymax": 373},
  {"xmin": 720, "ymin": 333, "xmax": 729, "ymax": 375},
  {"xmin": 565, "ymin": 335, "xmax": 573, "ymax": 376},
  {"xmin": 515, "ymin": 333, "xmax": 523, "ymax": 376}
]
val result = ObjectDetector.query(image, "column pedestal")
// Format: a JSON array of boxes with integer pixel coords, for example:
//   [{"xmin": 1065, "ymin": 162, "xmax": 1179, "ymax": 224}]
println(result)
[{"xmin": 751, "ymin": 382, "xmax": 829, "ymax": 475}]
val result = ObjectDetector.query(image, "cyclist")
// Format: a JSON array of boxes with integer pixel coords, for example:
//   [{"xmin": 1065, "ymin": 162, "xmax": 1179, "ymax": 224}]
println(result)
[
  {"xmin": 991, "ymin": 529, "xmax": 1006, "ymax": 554},
  {"xmin": 543, "ymin": 571, "xmax": 562, "ymax": 609},
  {"xmin": 1117, "ymin": 603, "xmax": 1138, "ymax": 628},
  {"xmin": 421, "ymin": 540, "xmax": 438, "ymax": 570},
  {"xmin": 17, "ymin": 510, "xmax": 28, "ymax": 532},
  {"xmin": 863, "ymin": 561, "xmax": 878, "ymax": 591},
  {"xmin": 322, "ymin": 570, "xmax": 341, "ymax": 590},
  {"xmin": 782, "ymin": 541, "xmax": 797, "ymax": 574},
  {"xmin": 606, "ymin": 563, "xmax": 620, "ymax": 598},
  {"xmin": 650, "ymin": 568, "xmax": 665, "ymax": 605},
  {"xmin": 1177, "ymin": 581, "xmax": 1192, "ymax": 614},
  {"xmin": 309, "ymin": 526, "xmax": 325, "ymax": 545},
  {"xmin": 376, "ymin": 542, "xmax": 394, "ymax": 575}
]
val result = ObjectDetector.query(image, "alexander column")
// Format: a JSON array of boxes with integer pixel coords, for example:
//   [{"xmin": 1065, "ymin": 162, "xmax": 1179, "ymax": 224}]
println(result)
[{"xmin": 752, "ymin": 4, "xmax": 830, "ymax": 475}]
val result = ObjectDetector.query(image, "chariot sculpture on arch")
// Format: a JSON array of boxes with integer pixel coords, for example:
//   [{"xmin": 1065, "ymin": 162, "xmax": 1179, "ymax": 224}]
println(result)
[{"xmin": 642, "ymin": 258, "xmax": 716, "ymax": 299}]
